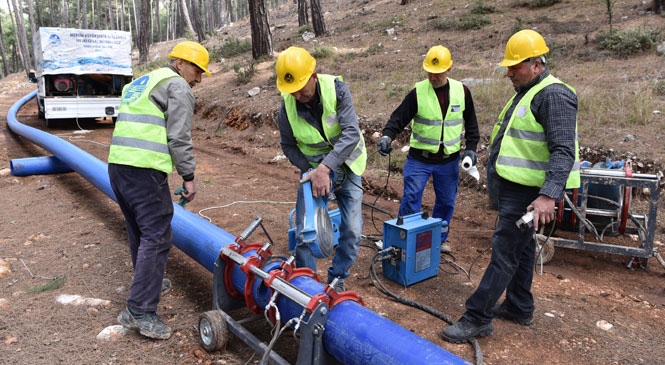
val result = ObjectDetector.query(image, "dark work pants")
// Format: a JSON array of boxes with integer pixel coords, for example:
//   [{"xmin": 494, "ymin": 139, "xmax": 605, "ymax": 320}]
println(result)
[
  {"xmin": 109, "ymin": 163, "xmax": 174, "ymax": 313},
  {"xmin": 464, "ymin": 178, "xmax": 539, "ymax": 323}
]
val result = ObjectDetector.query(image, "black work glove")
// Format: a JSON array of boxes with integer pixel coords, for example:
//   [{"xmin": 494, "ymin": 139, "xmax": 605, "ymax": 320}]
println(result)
[
  {"xmin": 378, "ymin": 136, "xmax": 393, "ymax": 156},
  {"xmin": 462, "ymin": 150, "xmax": 477, "ymax": 166}
]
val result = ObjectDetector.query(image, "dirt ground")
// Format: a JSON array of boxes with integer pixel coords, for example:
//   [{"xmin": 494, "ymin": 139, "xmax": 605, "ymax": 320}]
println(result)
[{"xmin": 2, "ymin": 0, "xmax": 665, "ymax": 364}]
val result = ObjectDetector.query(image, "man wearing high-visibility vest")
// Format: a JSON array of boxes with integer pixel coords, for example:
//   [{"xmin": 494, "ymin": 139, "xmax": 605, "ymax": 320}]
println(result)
[
  {"xmin": 108, "ymin": 41, "xmax": 210, "ymax": 340},
  {"xmin": 275, "ymin": 46, "xmax": 367, "ymax": 292},
  {"xmin": 377, "ymin": 45, "xmax": 480, "ymax": 254},
  {"xmin": 442, "ymin": 30, "xmax": 580, "ymax": 343}
]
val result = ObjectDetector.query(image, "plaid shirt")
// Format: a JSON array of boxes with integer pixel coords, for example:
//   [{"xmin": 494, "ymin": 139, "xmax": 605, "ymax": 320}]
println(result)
[{"xmin": 488, "ymin": 70, "xmax": 578, "ymax": 200}]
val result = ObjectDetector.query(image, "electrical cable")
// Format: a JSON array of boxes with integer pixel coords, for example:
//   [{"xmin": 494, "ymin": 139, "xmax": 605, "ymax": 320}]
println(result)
[
  {"xmin": 563, "ymin": 193, "xmax": 601, "ymax": 241},
  {"xmin": 261, "ymin": 292, "xmax": 281, "ymax": 365},
  {"xmin": 366, "ymin": 150, "xmax": 396, "ymax": 235},
  {"xmin": 197, "ymin": 200, "xmax": 295, "ymax": 222},
  {"xmin": 368, "ymin": 248, "xmax": 484, "ymax": 365},
  {"xmin": 439, "ymin": 253, "xmax": 471, "ymax": 278}
]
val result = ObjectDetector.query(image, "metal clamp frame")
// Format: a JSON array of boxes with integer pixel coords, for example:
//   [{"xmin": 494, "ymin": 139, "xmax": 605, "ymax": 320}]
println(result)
[{"xmin": 550, "ymin": 169, "xmax": 661, "ymax": 265}]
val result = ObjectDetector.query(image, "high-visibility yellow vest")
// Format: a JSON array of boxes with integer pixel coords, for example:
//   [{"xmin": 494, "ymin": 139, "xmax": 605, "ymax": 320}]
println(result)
[
  {"xmin": 283, "ymin": 74, "xmax": 367, "ymax": 175},
  {"xmin": 108, "ymin": 68, "xmax": 179, "ymax": 173},
  {"xmin": 490, "ymin": 74, "xmax": 580, "ymax": 188},
  {"xmin": 409, "ymin": 78, "xmax": 465, "ymax": 155}
]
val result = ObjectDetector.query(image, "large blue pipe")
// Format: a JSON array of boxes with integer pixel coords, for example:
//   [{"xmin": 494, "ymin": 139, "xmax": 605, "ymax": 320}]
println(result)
[{"xmin": 7, "ymin": 90, "xmax": 468, "ymax": 365}]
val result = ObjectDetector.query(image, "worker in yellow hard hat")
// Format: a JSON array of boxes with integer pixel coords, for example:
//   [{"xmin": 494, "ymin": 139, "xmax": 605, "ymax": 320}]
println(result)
[
  {"xmin": 378, "ymin": 45, "xmax": 480, "ymax": 254},
  {"xmin": 275, "ymin": 46, "xmax": 367, "ymax": 292},
  {"xmin": 108, "ymin": 40, "xmax": 210, "ymax": 340},
  {"xmin": 442, "ymin": 29, "xmax": 580, "ymax": 343}
]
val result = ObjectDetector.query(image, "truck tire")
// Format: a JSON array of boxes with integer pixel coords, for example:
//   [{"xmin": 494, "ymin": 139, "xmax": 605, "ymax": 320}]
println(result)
[
  {"xmin": 45, "ymin": 118, "xmax": 56, "ymax": 128},
  {"xmin": 36, "ymin": 97, "xmax": 45, "ymax": 119}
]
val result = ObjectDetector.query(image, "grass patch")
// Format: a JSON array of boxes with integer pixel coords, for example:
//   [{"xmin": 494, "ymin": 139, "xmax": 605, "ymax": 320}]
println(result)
[
  {"xmin": 654, "ymin": 81, "xmax": 665, "ymax": 96},
  {"xmin": 233, "ymin": 60, "xmax": 257, "ymax": 85},
  {"xmin": 310, "ymin": 46, "xmax": 338, "ymax": 62},
  {"xmin": 596, "ymin": 28, "xmax": 664, "ymax": 57},
  {"xmin": 435, "ymin": 13, "xmax": 491, "ymax": 31},
  {"xmin": 210, "ymin": 37, "xmax": 252, "ymax": 61},
  {"xmin": 133, "ymin": 60, "xmax": 165, "ymax": 77},
  {"xmin": 25, "ymin": 276, "xmax": 65, "ymax": 293},
  {"xmin": 470, "ymin": 1, "xmax": 498, "ymax": 14},
  {"xmin": 515, "ymin": 0, "xmax": 562, "ymax": 8},
  {"xmin": 578, "ymin": 83, "xmax": 659, "ymax": 128}
]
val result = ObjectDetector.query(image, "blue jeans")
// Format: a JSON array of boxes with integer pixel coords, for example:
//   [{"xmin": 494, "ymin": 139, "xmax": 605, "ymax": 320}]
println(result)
[
  {"xmin": 108, "ymin": 163, "xmax": 173, "ymax": 313},
  {"xmin": 464, "ymin": 178, "xmax": 538, "ymax": 323},
  {"xmin": 295, "ymin": 169, "xmax": 363, "ymax": 282},
  {"xmin": 399, "ymin": 155, "xmax": 459, "ymax": 242}
]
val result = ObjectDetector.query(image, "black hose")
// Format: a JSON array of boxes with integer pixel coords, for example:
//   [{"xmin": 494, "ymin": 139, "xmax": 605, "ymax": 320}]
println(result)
[{"xmin": 368, "ymin": 249, "xmax": 485, "ymax": 365}]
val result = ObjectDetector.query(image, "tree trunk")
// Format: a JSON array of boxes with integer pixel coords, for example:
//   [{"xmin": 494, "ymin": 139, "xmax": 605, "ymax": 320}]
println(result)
[
  {"xmin": 298, "ymin": 0, "xmax": 308, "ymax": 27},
  {"xmin": 248, "ymin": 0, "xmax": 272, "ymax": 59},
  {"xmin": 91, "ymin": 0, "xmax": 96, "ymax": 29},
  {"xmin": 25, "ymin": 0, "xmax": 37, "ymax": 40},
  {"xmin": 108, "ymin": 0, "xmax": 115, "ymax": 29},
  {"xmin": 61, "ymin": 0, "xmax": 68, "ymax": 27},
  {"xmin": 179, "ymin": 0, "xmax": 196, "ymax": 37},
  {"xmin": 154, "ymin": 0, "xmax": 162, "ymax": 41},
  {"xmin": 310, "ymin": 0, "xmax": 326, "ymax": 36},
  {"xmin": 10, "ymin": 0, "xmax": 32, "ymax": 76},
  {"xmin": 0, "ymin": 21, "xmax": 9, "ymax": 77},
  {"xmin": 188, "ymin": 0, "xmax": 206, "ymax": 42},
  {"xmin": 137, "ymin": 0, "xmax": 151, "ymax": 64}
]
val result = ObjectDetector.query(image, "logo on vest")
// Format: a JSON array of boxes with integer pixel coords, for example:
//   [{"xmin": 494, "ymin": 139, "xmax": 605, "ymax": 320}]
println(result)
[{"xmin": 121, "ymin": 75, "xmax": 150, "ymax": 105}]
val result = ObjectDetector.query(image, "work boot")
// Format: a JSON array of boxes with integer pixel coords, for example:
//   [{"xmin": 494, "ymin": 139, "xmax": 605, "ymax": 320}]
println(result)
[
  {"xmin": 492, "ymin": 302, "xmax": 534, "ymax": 326},
  {"xmin": 117, "ymin": 307, "xmax": 172, "ymax": 340},
  {"xmin": 440, "ymin": 315, "xmax": 493, "ymax": 343},
  {"xmin": 160, "ymin": 278, "xmax": 172, "ymax": 296},
  {"xmin": 440, "ymin": 241, "xmax": 451, "ymax": 253}
]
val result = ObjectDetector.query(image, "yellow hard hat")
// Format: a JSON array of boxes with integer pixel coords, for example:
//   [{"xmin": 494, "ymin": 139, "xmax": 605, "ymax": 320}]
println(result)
[
  {"xmin": 275, "ymin": 47, "xmax": 316, "ymax": 94},
  {"xmin": 168, "ymin": 41, "xmax": 211, "ymax": 76},
  {"xmin": 422, "ymin": 45, "xmax": 453, "ymax": 74},
  {"xmin": 499, "ymin": 29, "xmax": 549, "ymax": 67}
]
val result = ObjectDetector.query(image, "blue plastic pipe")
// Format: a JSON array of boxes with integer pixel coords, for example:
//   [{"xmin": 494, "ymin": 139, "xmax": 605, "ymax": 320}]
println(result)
[
  {"xmin": 7, "ymin": 90, "xmax": 469, "ymax": 365},
  {"xmin": 10, "ymin": 155, "xmax": 73, "ymax": 176}
]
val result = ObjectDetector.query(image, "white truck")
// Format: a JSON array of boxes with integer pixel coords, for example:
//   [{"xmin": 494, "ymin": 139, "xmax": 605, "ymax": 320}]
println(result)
[{"xmin": 32, "ymin": 27, "xmax": 133, "ymax": 127}]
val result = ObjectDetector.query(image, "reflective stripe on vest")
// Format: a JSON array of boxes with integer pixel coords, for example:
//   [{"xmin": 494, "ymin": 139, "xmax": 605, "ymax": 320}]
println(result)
[
  {"xmin": 410, "ymin": 78, "xmax": 465, "ymax": 154},
  {"xmin": 283, "ymin": 74, "xmax": 367, "ymax": 175},
  {"xmin": 491, "ymin": 74, "xmax": 580, "ymax": 188},
  {"xmin": 108, "ymin": 68, "xmax": 179, "ymax": 173}
]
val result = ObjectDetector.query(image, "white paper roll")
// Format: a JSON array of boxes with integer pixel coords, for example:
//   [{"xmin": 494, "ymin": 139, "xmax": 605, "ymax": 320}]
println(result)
[
  {"xmin": 462, "ymin": 156, "xmax": 474, "ymax": 170},
  {"xmin": 461, "ymin": 156, "xmax": 480, "ymax": 181}
]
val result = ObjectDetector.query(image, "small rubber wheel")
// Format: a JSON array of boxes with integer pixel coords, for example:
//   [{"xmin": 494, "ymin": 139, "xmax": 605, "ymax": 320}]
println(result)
[
  {"xmin": 199, "ymin": 310, "xmax": 229, "ymax": 352},
  {"xmin": 535, "ymin": 234, "xmax": 555, "ymax": 265}
]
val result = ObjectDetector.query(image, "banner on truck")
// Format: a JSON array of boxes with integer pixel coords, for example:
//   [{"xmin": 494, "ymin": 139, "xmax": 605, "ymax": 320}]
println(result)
[{"xmin": 35, "ymin": 27, "xmax": 133, "ymax": 76}]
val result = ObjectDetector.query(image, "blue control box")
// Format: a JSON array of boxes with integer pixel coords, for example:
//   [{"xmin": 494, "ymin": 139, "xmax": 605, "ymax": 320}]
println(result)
[{"xmin": 382, "ymin": 212, "xmax": 445, "ymax": 286}]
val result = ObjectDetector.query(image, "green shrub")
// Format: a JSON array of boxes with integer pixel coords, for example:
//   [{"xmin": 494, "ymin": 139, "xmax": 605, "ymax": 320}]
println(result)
[
  {"xmin": 470, "ymin": 1, "xmax": 497, "ymax": 14},
  {"xmin": 133, "ymin": 60, "xmax": 164, "ymax": 77},
  {"xmin": 596, "ymin": 28, "xmax": 664, "ymax": 57},
  {"xmin": 363, "ymin": 43, "xmax": 384, "ymax": 57},
  {"xmin": 654, "ymin": 81, "xmax": 665, "ymax": 96},
  {"xmin": 233, "ymin": 60, "xmax": 256, "ymax": 85},
  {"xmin": 516, "ymin": 0, "xmax": 561, "ymax": 8},
  {"xmin": 210, "ymin": 37, "xmax": 252, "ymax": 61},
  {"xmin": 310, "ymin": 46, "xmax": 337, "ymax": 61},
  {"xmin": 435, "ymin": 13, "xmax": 491, "ymax": 31}
]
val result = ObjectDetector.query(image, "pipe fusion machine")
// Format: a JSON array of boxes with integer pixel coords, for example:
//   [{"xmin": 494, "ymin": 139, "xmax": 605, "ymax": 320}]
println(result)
[
  {"xmin": 198, "ymin": 178, "xmax": 466, "ymax": 364},
  {"xmin": 535, "ymin": 160, "xmax": 665, "ymax": 269}
]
